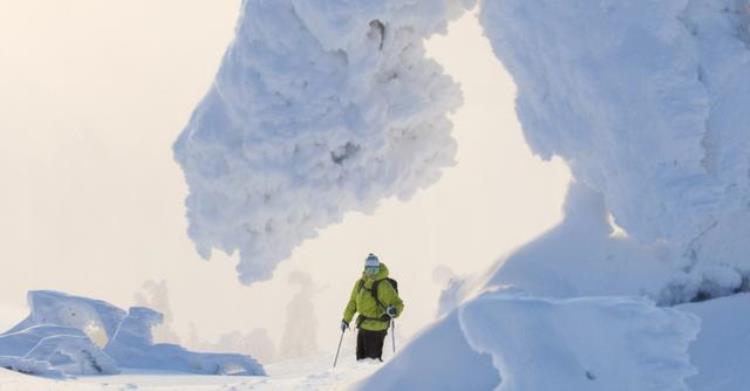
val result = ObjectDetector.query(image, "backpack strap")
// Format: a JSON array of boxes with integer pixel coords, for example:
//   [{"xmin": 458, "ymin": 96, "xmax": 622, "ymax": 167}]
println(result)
[
  {"xmin": 371, "ymin": 279, "xmax": 394, "ymax": 311},
  {"xmin": 356, "ymin": 279, "xmax": 393, "ymax": 328},
  {"xmin": 357, "ymin": 278, "xmax": 392, "ymax": 311}
]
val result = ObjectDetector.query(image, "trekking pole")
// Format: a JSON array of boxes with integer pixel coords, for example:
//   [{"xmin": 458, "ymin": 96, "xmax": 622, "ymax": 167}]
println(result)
[
  {"xmin": 333, "ymin": 328, "xmax": 345, "ymax": 368},
  {"xmin": 391, "ymin": 319, "xmax": 396, "ymax": 353}
]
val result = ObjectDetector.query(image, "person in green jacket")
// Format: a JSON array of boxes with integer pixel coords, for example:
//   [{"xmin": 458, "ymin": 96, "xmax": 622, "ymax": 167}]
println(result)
[{"xmin": 341, "ymin": 253, "xmax": 404, "ymax": 361}]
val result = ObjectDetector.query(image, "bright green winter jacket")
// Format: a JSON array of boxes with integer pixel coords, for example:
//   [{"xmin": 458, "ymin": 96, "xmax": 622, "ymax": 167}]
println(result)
[{"xmin": 342, "ymin": 263, "xmax": 404, "ymax": 331}]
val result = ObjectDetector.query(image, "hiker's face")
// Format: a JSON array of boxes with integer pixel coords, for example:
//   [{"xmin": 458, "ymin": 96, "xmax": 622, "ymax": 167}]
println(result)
[{"xmin": 364, "ymin": 266, "xmax": 379, "ymax": 276}]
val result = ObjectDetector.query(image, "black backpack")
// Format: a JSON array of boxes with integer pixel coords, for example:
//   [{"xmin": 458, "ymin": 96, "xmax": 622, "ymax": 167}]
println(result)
[{"xmin": 359, "ymin": 277, "xmax": 398, "ymax": 310}]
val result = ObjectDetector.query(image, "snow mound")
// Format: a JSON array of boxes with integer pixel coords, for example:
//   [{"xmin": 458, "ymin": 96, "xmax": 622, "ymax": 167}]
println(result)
[
  {"xmin": 360, "ymin": 291, "xmax": 698, "ymax": 390},
  {"xmin": 0, "ymin": 357, "xmax": 61, "ymax": 379},
  {"xmin": 361, "ymin": 183, "xmax": 703, "ymax": 390},
  {"xmin": 7, "ymin": 290, "xmax": 126, "ymax": 342},
  {"xmin": 0, "ymin": 291, "xmax": 265, "ymax": 378},
  {"xmin": 106, "ymin": 307, "xmax": 264, "ymax": 376},
  {"xmin": 460, "ymin": 294, "xmax": 699, "ymax": 391},
  {"xmin": 480, "ymin": 0, "xmax": 750, "ymax": 292},
  {"xmin": 174, "ymin": 0, "xmax": 475, "ymax": 283},
  {"xmin": 355, "ymin": 310, "xmax": 499, "ymax": 391},
  {"xmin": 0, "ymin": 326, "xmax": 118, "ymax": 378},
  {"xmin": 483, "ymin": 182, "xmax": 675, "ymax": 301},
  {"xmin": 24, "ymin": 334, "xmax": 119, "ymax": 376}
]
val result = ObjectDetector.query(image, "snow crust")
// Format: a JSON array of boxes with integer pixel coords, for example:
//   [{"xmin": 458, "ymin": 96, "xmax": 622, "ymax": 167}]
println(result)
[
  {"xmin": 0, "ymin": 291, "xmax": 265, "ymax": 378},
  {"xmin": 174, "ymin": 0, "xmax": 475, "ymax": 283}
]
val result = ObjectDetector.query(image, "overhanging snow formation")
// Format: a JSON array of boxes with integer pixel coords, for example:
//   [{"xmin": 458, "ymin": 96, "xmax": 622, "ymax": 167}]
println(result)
[
  {"xmin": 0, "ymin": 291, "xmax": 265, "ymax": 378},
  {"xmin": 363, "ymin": 2, "xmax": 750, "ymax": 389},
  {"xmin": 480, "ymin": 0, "xmax": 750, "ymax": 293},
  {"xmin": 174, "ymin": 0, "xmax": 475, "ymax": 283}
]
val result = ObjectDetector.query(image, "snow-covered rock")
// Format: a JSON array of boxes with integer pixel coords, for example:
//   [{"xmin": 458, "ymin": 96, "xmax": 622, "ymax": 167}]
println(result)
[
  {"xmin": 0, "ymin": 291, "xmax": 265, "ymax": 378},
  {"xmin": 174, "ymin": 0, "xmax": 475, "ymax": 283}
]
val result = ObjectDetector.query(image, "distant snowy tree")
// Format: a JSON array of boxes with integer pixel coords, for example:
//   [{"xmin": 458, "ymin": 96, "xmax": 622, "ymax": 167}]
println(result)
[
  {"xmin": 279, "ymin": 271, "xmax": 319, "ymax": 359},
  {"xmin": 134, "ymin": 280, "xmax": 181, "ymax": 344}
]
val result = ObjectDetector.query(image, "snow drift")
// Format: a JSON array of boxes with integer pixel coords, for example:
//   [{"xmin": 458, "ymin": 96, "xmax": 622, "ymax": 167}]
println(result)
[
  {"xmin": 0, "ymin": 291, "xmax": 265, "ymax": 378},
  {"xmin": 174, "ymin": 0, "xmax": 476, "ymax": 283},
  {"xmin": 355, "ymin": 310, "xmax": 499, "ymax": 391},
  {"xmin": 0, "ymin": 325, "xmax": 118, "ymax": 378},
  {"xmin": 460, "ymin": 294, "xmax": 698, "ymax": 391},
  {"xmin": 360, "ymin": 184, "xmax": 701, "ymax": 390}
]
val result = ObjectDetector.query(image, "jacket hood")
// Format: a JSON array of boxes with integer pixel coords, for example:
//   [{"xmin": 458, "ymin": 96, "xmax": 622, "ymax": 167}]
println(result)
[{"xmin": 362, "ymin": 262, "xmax": 389, "ymax": 281}]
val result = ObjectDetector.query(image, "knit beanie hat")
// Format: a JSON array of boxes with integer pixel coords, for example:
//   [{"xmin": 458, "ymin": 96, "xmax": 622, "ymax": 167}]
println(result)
[{"xmin": 365, "ymin": 253, "xmax": 380, "ymax": 268}]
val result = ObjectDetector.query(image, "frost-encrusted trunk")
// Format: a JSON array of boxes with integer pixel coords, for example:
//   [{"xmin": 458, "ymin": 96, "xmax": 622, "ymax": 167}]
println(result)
[
  {"xmin": 480, "ymin": 0, "xmax": 750, "ymax": 301},
  {"xmin": 174, "ymin": 0, "xmax": 475, "ymax": 283}
]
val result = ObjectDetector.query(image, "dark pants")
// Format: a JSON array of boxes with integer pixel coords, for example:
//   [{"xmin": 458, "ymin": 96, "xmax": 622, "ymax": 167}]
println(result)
[{"xmin": 356, "ymin": 329, "xmax": 388, "ymax": 360}]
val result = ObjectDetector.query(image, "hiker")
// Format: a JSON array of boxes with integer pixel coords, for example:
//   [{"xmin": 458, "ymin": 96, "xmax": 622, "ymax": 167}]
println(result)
[{"xmin": 341, "ymin": 253, "xmax": 404, "ymax": 361}]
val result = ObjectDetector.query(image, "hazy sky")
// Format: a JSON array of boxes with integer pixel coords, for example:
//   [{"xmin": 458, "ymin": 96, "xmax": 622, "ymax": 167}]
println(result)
[{"xmin": 0, "ymin": 1, "xmax": 570, "ymax": 356}]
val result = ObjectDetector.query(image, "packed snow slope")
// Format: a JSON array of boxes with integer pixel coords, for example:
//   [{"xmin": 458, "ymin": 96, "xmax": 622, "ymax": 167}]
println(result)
[{"xmin": 174, "ymin": 0, "xmax": 476, "ymax": 283}]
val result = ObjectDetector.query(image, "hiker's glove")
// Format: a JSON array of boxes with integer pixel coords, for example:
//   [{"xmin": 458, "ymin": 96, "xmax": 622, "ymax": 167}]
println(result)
[
  {"xmin": 341, "ymin": 320, "xmax": 349, "ymax": 332},
  {"xmin": 386, "ymin": 306, "xmax": 397, "ymax": 318}
]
